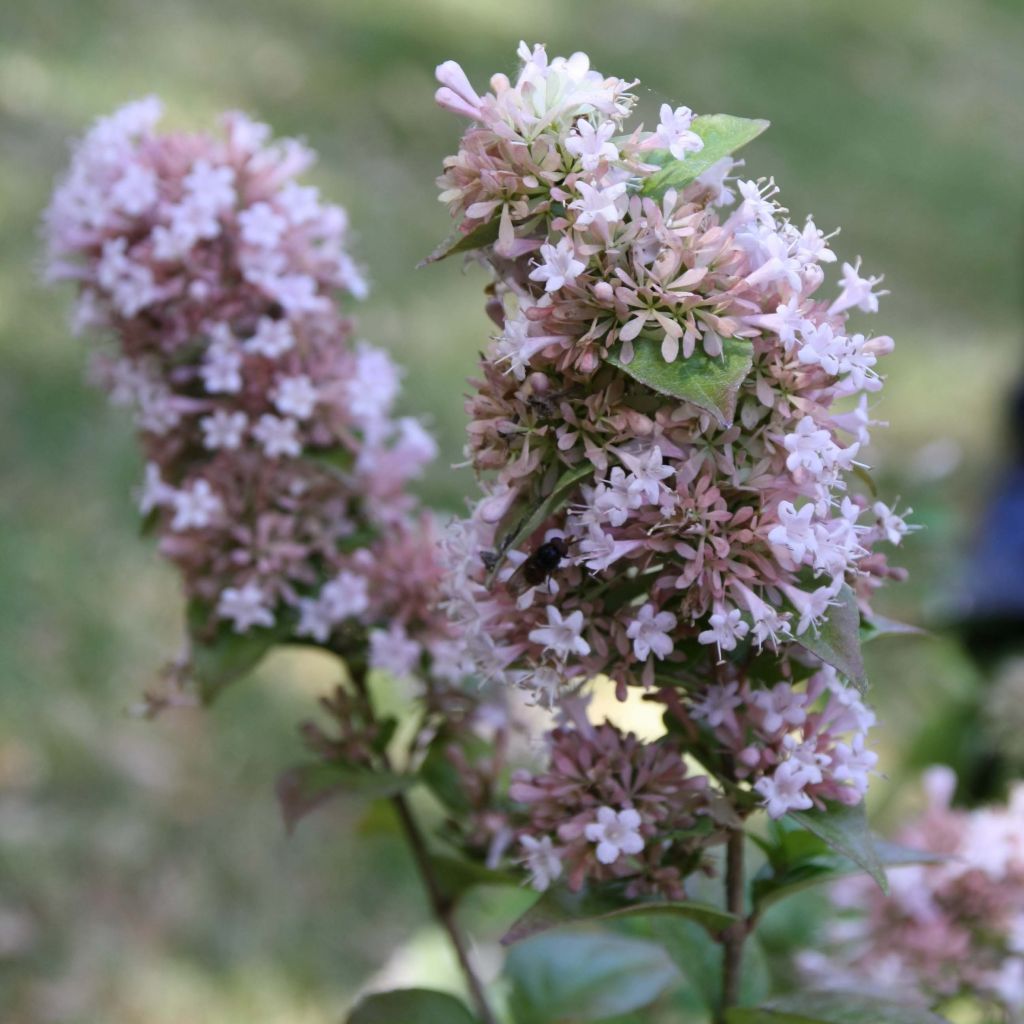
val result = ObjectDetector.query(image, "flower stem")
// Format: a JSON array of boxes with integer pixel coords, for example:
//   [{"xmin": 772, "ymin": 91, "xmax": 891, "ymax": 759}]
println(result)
[
  {"xmin": 718, "ymin": 827, "xmax": 747, "ymax": 1022},
  {"xmin": 347, "ymin": 659, "xmax": 498, "ymax": 1024}
]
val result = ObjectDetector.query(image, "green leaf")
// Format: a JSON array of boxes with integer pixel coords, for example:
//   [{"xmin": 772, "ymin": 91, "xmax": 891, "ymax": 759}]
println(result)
[
  {"xmin": 429, "ymin": 854, "xmax": 519, "ymax": 905},
  {"xmin": 419, "ymin": 728, "xmax": 491, "ymax": 815},
  {"xmin": 419, "ymin": 217, "xmax": 501, "ymax": 266},
  {"xmin": 186, "ymin": 601, "xmax": 294, "ymax": 704},
  {"xmin": 487, "ymin": 462, "xmax": 593, "ymax": 583},
  {"xmin": 505, "ymin": 931, "xmax": 681, "ymax": 1023},
  {"xmin": 275, "ymin": 762, "xmax": 415, "ymax": 833},
  {"xmin": 753, "ymin": 816, "xmax": 946, "ymax": 911},
  {"xmin": 502, "ymin": 883, "xmax": 735, "ymax": 945},
  {"xmin": 787, "ymin": 801, "xmax": 886, "ymax": 893},
  {"xmin": 795, "ymin": 584, "xmax": 867, "ymax": 690},
  {"xmin": 605, "ymin": 335, "xmax": 753, "ymax": 428},
  {"xmin": 641, "ymin": 114, "xmax": 770, "ymax": 200},
  {"xmin": 860, "ymin": 613, "xmax": 925, "ymax": 645},
  {"xmin": 725, "ymin": 992, "xmax": 952, "ymax": 1024},
  {"xmin": 347, "ymin": 988, "xmax": 478, "ymax": 1024},
  {"xmin": 305, "ymin": 444, "xmax": 355, "ymax": 476}
]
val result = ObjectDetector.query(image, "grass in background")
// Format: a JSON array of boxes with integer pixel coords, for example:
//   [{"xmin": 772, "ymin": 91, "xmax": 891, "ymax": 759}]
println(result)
[{"xmin": 0, "ymin": 1, "xmax": 1022, "ymax": 1019}]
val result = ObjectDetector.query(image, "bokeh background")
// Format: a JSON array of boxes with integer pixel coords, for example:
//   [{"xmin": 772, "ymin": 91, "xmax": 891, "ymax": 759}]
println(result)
[{"xmin": 1, "ymin": 0, "xmax": 1022, "ymax": 1020}]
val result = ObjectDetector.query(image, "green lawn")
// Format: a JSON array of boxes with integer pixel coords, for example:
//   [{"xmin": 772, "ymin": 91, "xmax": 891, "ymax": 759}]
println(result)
[{"xmin": 1, "ymin": 0, "xmax": 1022, "ymax": 1019}]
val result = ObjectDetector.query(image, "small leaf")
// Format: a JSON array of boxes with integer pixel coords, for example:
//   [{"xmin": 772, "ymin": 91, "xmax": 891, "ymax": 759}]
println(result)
[
  {"xmin": 187, "ymin": 601, "xmax": 294, "ymax": 704},
  {"xmin": 419, "ymin": 728, "xmax": 491, "ymax": 814},
  {"xmin": 419, "ymin": 217, "xmax": 501, "ymax": 266},
  {"xmin": 429, "ymin": 854, "xmax": 519, "ymax": 905},
  {"xmin": 487, "ymin": 462, "xmax": 593, "ymax": 583},
  {"xmin": 641, "ymin": 114, "xmax": 770, "ymax": 200},
  {"xmin": 305, "ymin": 444, "xmax": 355, "ymax": 476},
  {"xmin": 860, "ymin": 613, "xmax": 925, "ymax": 645},
  {"xmin": 753, "ymin": 819, "xmax": 947, "ymax": 911},
  {"xmin": 502, "ymin": 883, "xmax": 735, "ymax": 945},
  {"xmin": 787, "ymin": 801, "xmax": 887, "ymax": 893},
  {"xmin": 275, "ymin": 762, "xmax": 415, "ymax": 833},
  {"xmin": 347, "ymin": 988, "xmax": 478, "ymax": 1024},
  {"xmin": 606, "ymin": 335, "xmax": 753, "ymax": 428},
  {"xmin": 726, "ymin": 991, "xmax": 952, "ymax": 1024},
  {"xmin": 795, "ymin": 584, "xmax": 867, "ymax": 691},
  {"xmin": 505, "ymin": 931, "xmax": 681, "ymax": 1023}
]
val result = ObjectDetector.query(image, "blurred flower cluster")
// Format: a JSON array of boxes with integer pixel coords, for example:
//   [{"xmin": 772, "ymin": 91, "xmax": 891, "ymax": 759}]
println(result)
[
  {"xmin": 432, "ymin": 42, "xmax": 909, "ymax": 893},
  {"xmin": 43, "ymin": 98, "xmax": 454, "ymax": 675},
  {"xmin": 801, "ymin": 767, "xmax": 1024, "ymax": 1019}
]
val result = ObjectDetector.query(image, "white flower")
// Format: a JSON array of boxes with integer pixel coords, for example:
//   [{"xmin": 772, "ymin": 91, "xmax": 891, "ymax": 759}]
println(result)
[
  {"xmin": 829, "ymin": 734, "xmax": 878, "ymax": 794},
  {"xmin": 183, "ymin": 158, "xmax": 236, "ymax": 212},
  {"xmin": 170, "ymin": 478, "xmax": 223, "ymax": 531},
  {"xmin": 516, "ymin": 667, "xmax": 563, "ymax": 709},
  {"xmin": 238, "ymin": 201, "xmax": 287, "ymax": 248},
  {"xmin": 138, "ymin": 462, "xmax": 173, "ymax": 515},
  {"xmin": 273, "ymin": 374, "xmax": 318, "ymax": 420},
  {"xmin": 369, "ymin": 624, "xmax": 421, "ymax": 677},
  {"xmin": 616, "ymin": 446, "xmax": 674, "ymax": 505},
  {"xmin": 296, "ymin": 597, "xmax": 334, "ymax": 643},
  {"xmin": 626, "ymin": 603, "xmax": 677, "ymax": 661},
  {"xmin": 754, "ymin": 759, "xmax": 814, "ymax": 818},
  {"xmin": 319, "ymin": 570, "xmax": 369, "ymax": 621},
  {"xmin": 829, "ymin": 257, "xmax": 887, "ymax": 315},
  {"xmin": 110, "ymin": 163, "xmax": 158, "ymax": 216},
  {"xmin": 521, "ymin": 835, "xmax": 562, "ymax": 892},
  {"xmin": 691, "ymin": 681, "xmax": 743, "ymax": 729},
  {"xmin": 252, "ymin": 414, "xmax": 301, "ymax": 458},
  {"xmin": 744, "ymin": 228, "xmax": 803, "ymax": 292},
  {"xmin": 565, "ymin": 119, "xmax": 619, "ymax": 171},
  {"xmin": 584, "ymin": 806, "xmax": 645, "ymax": 865},
  {"xmin": 244, "ymin": 316, "xmax": 294, "ymax": 358},
  {"xmin": 96, "ymin": 238, "xmax": 157, "ymax": 316},
  {"xmin": 783, "ymin": 416, "xmax": 858, "ymax": 481},
  {"xmin": 749, "ymin": 682, "xmax": 808, "ymax": 734},
  {"xmin": 698, "ymin": 606, "xmax": 749, "ymax": 661},
  {"xmin": 873, "ymin": 501, "xmax": 914, "ymax": 545},
  {"xmin": 216, "ymin": 581, "xmax": 275, "ymax": 633},
  {"xmin": 200, "ymin": 409, "xmax": 247, "ymax": 450},
  {"xmin": 653, "ymin": 103, "xmax": 703, "ymax": 160},
  {"xmin": 200, "ymin": 335, "xmax": 243, "ymax": 394},
  {"xmin": 569, "ymin": 180, "xmax": 626, "ymax": 227},
  {"xmin": 346, "ymin": 344, "xmax": 400, "ymax": 431},
  {"xmin": 528, "ymin": 605, "xmax": 590, "ymax": 660},
  {"xmin": 576, "ymin": 524, "xmax": 639, "ymax": 573},
  {"xmin": 768, "ymin": 501, "xmax": 817, "ymax": 564},
  {"xmin": 528, "ymin": 237, "xmax": 587, "ymax": 292},
  {"xmin": 277, "ymin": 182, "xmax": 321, "ymax": 225}
]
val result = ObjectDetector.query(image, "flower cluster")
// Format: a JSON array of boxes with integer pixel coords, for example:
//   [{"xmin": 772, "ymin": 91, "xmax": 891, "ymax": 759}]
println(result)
[
  {"xmin": 44, "ymin": 98, "xmax": 453, "ymax": 672},
  {"xmin": 508, "ymin": 702, "xmax": 711, "ymax": 897},
  {"xmin": 800, "ymin": 768, "xmax": 1024, "ymax": 1018},
  {"xmin": 433, "ymin": 44, "xmax": 908, "ymax": 819},
  {"xmin": 686, "ymin": 664, "xmax": 877, "ymax": 817}
]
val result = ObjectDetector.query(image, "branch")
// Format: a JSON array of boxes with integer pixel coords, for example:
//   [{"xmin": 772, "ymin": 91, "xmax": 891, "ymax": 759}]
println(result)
[
  {"xmin": 347, "ymin": 658, "xmax": 498, "ymax": 1024},
  {"xmin": 718, "ymin": 827, "xmax": 747, "ymax": 1022}
]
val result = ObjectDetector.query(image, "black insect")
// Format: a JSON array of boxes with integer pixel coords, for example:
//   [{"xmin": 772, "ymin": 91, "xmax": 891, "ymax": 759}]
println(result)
[{"xmin": 520, "ymin": 536, "xmax": 569, "ymax": 587}]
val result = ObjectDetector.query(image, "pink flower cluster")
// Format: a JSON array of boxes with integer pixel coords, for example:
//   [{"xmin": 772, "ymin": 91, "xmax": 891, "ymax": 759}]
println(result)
[
  {"xmin": 685, "ymin": 664, "xmax": 877, "ymax": 816},
  {"xmin": 433, "ymin": 44, "xmax": 910, "ymax": 820},
  {"xmin": 44, "ymin": 98, "xmax": 453, "ymax": 673},
  {"xmin": 508, "ymin": 702, "xmax": 711, "ymax": 897},
  {"xmin": 801, "ymin": 768, "xmax": 1024, "ymax": 1018}
]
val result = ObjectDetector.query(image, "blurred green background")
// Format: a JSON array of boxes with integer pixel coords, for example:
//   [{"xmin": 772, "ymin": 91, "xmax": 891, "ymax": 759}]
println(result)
[{"xmin": 1, "ymin": 0, "xmax": 1022, "ymax": 1020}]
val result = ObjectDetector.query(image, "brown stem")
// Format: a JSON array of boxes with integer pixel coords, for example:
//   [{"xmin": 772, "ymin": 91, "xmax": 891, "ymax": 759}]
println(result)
[
  {"xmin": 389, "ymin": 788, "xmax": 498, "ymax": 1024},
  {"xmin": 346, "ymin": 657, "xmax": 498, "ymax": 1024},
  {"xmin": 718, "ymin": 828, "xmax": 747, "ymax": 1022}
]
